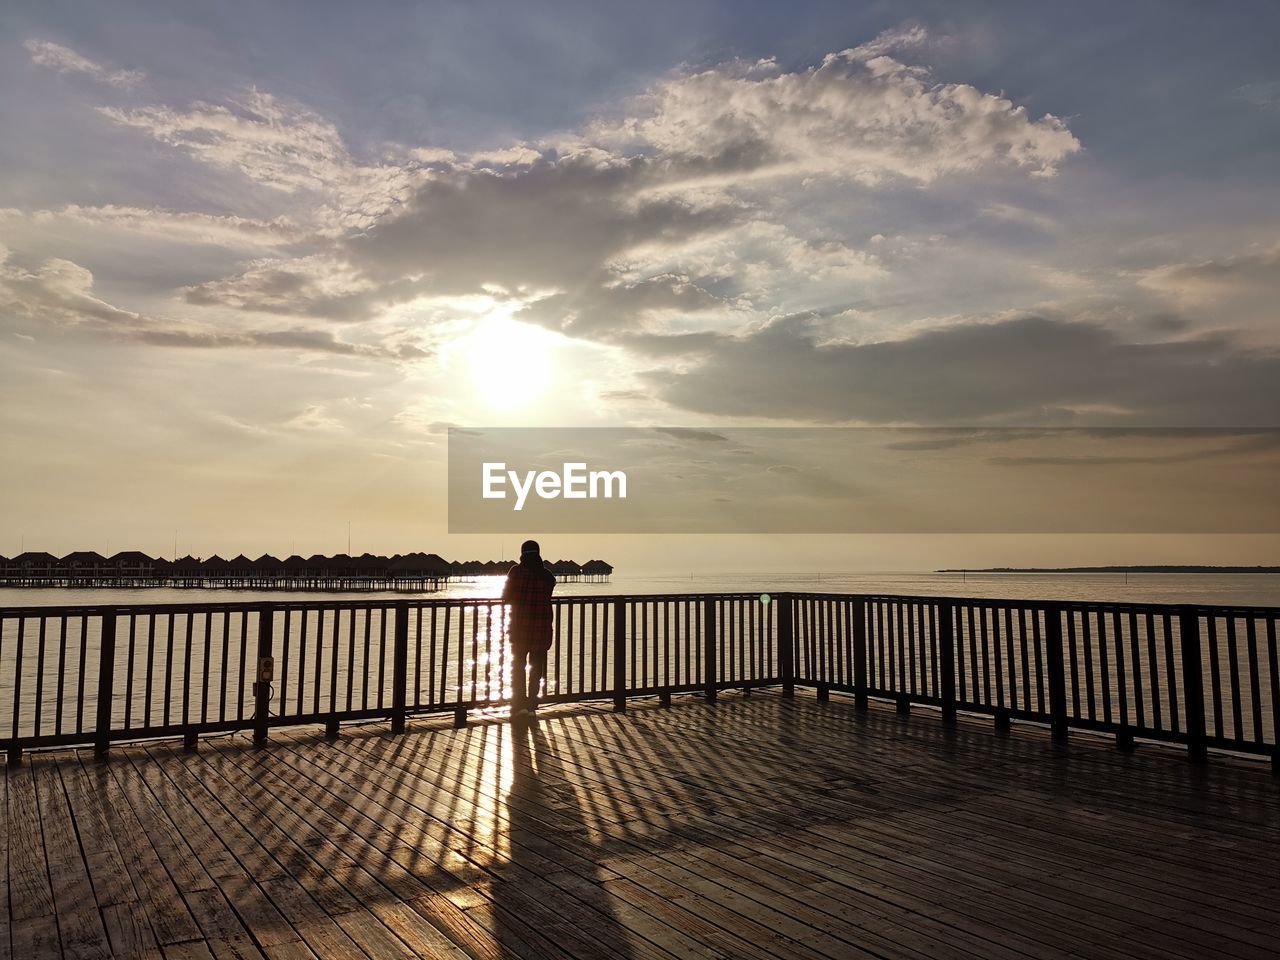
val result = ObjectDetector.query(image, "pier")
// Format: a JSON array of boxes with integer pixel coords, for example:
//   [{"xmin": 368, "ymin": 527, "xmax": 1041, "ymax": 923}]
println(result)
[{"xmin": 1, "ymin": 592, "xmax": 1277, "ymax": 958}]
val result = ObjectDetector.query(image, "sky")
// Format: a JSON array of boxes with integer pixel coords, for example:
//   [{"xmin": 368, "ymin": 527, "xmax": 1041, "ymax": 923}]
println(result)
[{"xmin": 1, "ymin": 1, "xmax": 1278, "ymax": 572}]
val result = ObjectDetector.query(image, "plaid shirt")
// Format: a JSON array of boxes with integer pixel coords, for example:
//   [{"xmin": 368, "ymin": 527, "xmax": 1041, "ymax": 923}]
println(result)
[{"xmin": 502, "ymin": 558, "xmax": 557, "ymax": 651}]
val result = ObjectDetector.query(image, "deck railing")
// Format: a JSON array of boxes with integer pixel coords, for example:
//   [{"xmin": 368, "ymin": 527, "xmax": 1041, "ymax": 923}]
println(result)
[{"xmin": 1, "ymin": 593, "xmax": 1275, "ymax": 770}]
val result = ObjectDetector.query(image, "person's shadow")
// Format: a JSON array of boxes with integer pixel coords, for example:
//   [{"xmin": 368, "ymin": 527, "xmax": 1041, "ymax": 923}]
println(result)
[{"xmin": 491, "ymin": 720, "xmax": 638, "ymax": 960}]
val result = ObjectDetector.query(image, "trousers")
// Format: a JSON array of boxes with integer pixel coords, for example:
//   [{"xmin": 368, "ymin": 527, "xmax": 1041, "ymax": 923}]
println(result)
[{"xmin": 511, "ymin": 646, "xmax": 548, "ymax": 710}]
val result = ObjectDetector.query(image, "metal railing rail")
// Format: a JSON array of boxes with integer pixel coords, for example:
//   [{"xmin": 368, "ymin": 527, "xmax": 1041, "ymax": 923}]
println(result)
[{"xmin": 1, "ymin": 593, "xmax": 1275, "ymax": 771}]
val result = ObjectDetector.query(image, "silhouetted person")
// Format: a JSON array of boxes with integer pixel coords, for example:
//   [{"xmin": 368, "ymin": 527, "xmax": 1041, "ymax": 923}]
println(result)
[{"xmin": 502, "ymin": 539, "xmax": 556, "ymax": 719}]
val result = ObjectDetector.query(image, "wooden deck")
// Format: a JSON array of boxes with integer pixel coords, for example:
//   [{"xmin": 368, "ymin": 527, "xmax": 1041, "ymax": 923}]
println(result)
[{"xmin": 3, "ymin": 691, "xmax": 1278, "ymax": 960}]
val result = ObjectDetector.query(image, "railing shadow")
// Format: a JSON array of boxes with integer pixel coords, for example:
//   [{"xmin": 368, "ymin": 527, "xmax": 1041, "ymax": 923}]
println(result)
[{"xmin": 491, "ymin": 720, "xmax": 638, "ymax": 959}]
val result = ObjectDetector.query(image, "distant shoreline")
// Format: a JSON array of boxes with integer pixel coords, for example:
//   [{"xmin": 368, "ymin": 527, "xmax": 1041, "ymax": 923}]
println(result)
[{"xmin": 936, "ymin": 565, "xmax": 1280, "ymax": 574}]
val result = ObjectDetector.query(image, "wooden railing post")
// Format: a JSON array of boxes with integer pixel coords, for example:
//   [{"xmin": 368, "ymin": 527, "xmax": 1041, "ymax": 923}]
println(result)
[
  {"xmin": 391, "ymin": 604, "xmax": 409, "ymax": 735},
  {"xmin": 612, "ymin": 600, "xmax": 627, "ymax": 712},
  {"xmin": 939, "ymin": 602, "xmax": 957, "ymax": 726},
  {"xmin": 253, "ymin": 604, "xmax": 273, "ymax": 746},
  {"xmin": 703, "ymin": 598, "xmax": 718, "ymax": 703},
  {"xmin": 1045, "ymin": 605, "xmax": 1068, "ymax": 745},
  {"xmin": 852, "ymin": 599, "xmax": 868, "ymax": 710},
  {"xmin": 778, "ymin": 594, "xmax": 794, "ymax": 697},
  {"xmin": 1178, "ymin": 606, "xmax": 1208, "ymax": 764},
  {"xmin": 93, "ymin": 610, "xmax": 117, "ymax": 759}
]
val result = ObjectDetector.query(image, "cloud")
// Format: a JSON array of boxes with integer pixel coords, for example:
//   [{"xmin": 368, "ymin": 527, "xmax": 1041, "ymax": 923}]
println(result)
[
  {"xmin": 643, "ymin": 313, "xmax": 1280, "ymax": 427},
  {"xmin": 345, "ymin": 153, "xmax": 744, "ymax": 335},
  {"xmin": 0, "ymin": 250, "xmax": 141, "ymax": 326},
  {"xmin": 8, "ymin": 29, "xmax": 1102, "ymax": 413},
  {"xmin": 285, "ymin": 404, "xmax": 342, "ymax": 431},
  {"xmin": 181, "ymin": 254, "xmax": 409, "ymax": 321},
  {"xmin": 133, "ymin": 324, "xmax": 425, "ymax": 360},
  {"xmin": 1138, "ymin": 243, "xmax": 1280, "ymax": 303},
  {"xmin": 1137, "ymin": 244, "xmax": 1280, "ymax": 340},
  {"xmin": 980, "ymin": 203, "xmax": 1056, "ymax": 232},
  {"xmin": 0, "ymin": 249, "xmax": 424, "ymax": 360},
  {"xmin": 24, "ymin": 39, "xmax": 144, "ymax": 88},
  {"xmin": 586, "ymin": 27, "xmax": 1080, "ymax": 185},
  {"xmin": 71, "ymin": 34, "xmax": 1078, "ymax": 344},
  {"xmin": 1232, "ymin": 81, "xmax": 1280, "ymax": 110},
  {"xmin": 652, "ymin": 427, "xmax": 729, "ymax": 443},
  {"xmin": 0, "ymin": 205, "xmax": 301, "ymax": 249},
  {"xmin": 99, "ymin": 92, "xmax": 418, "ymax": 232},
  {"xmin": 987, "ymin": 433, "xmax": 1280, "ymax": 467}
]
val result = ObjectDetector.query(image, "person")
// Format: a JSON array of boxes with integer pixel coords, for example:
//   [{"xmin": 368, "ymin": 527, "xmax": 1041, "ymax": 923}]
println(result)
[{"xmin": 501, "ymin": 539, "xmax": 556, "ymax": 719}]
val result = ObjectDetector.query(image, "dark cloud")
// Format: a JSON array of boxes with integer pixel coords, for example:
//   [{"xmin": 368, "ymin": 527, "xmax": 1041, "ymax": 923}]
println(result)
[
  {"xmin": 127, "ymin": 325, "xmax": 426, "ymax": 359},
  {"xmin": 644, "ymin": 314, "xmax": 1280, "ymax": 426},
  {"xmin": 347, "ymin": 155, "xmax": 740, "ymax": 288},
  {"xmin": 652, "ymin": 427, "xmax": 729, "ymax": 443},
  {"xmin": 339, "ymin": 154, "xmax": 743, "ymax": 336}
]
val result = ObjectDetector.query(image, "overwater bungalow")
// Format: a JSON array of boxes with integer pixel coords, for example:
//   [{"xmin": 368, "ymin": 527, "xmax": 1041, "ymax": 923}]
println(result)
[
  {"xmin": 109, "ymin": 550, "xmax": 155, "ymax": 578},
  {"xmin": 0, "ymin": 548, "xmax": 612, "ymax": 589},
  {"xmin": 582, "ymin": 558, "xmax": 614, "ymax": 581},
  {"xmin": 63, "ymin": 550, "xmax": 107, "ymax": 579}
]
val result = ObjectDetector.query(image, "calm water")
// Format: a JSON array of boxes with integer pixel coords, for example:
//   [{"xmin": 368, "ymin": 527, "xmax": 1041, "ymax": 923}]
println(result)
[{"xmin": 2, "ymin": 571, "xmax": 1278, "ymax": 608}]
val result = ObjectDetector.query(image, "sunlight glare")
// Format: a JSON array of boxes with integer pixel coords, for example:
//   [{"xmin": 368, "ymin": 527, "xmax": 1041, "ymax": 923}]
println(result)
[{"xmin": 465, "ymin": 317, "xmax": 555, "ymax": 411}]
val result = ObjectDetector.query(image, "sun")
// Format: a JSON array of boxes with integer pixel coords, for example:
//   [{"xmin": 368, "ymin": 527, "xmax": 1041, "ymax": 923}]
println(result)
[{"xmin": 463, "ymin": 316, "xmax": 555, "ymax": 411}]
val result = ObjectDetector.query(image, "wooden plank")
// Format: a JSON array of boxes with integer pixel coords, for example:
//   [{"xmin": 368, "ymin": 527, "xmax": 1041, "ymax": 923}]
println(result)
[
  {"xmin": 0, "ymin": 758, "xmax": 9, "ymax": 960},
  {"xmin": 144, "ymin": 752, "xmax": 373, "ymax": 960},
  {"xmin": 103, "ymin": 755, "xmax": 263, "ymax": 958},
  {"xmin": 5, "ymin": 761, "xmax": 55, "ymax": 923},
  {"xmin": 491, "ymin": 701, "xmax": 1280, "ymax": 960},
  {"xmin": 71, "ymin": 754, "xmax": 203, "ymax": 948},
  {"xmin": 8, "ymin": 688, "xmax": 1280, "ymax": 960},
  {"xmin": 198, "ymin": 734, "xmax": 635, "ymax": 960},
  {"xmin": 163, "ymin": 943, "xmax": 216, "ymax": 960},
  {"xmin": 304, "ymin": 723, "xmax": 877, "ymax": 959},
  {"xmin": 145, "ymin": 740, "xmax": 445, "ymax": 960},
  {"xmin": 101, "ymin": 901, "xmax": 163, "ymax": 960},
  {"xmin": 340, "ymin": 701, "xmax": 1269, "ymax": 960},
  {"xmin": 57, "ymin": 756, "xmax": 163, "ymax": 959},
  {"xmin": 394, "ymin": 716, "xmax": 1075, "ymax": 960},
  {"xmin": 117, "ymin": 750, "xmax": 305, "ymax": 954},
  {"xmin": 30, "ymin": 755, "xmax": 113, "ymax": 958}
]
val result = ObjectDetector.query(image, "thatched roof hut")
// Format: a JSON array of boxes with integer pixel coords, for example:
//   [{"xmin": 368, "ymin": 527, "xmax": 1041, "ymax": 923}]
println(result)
[
  {"xmin": 202, "ymin": 555, "xmax": 229, "ymax": 575},
  {"xmin": 173, "ymin": 555, "xmax": 202, "ymax": 575},
  {"xmin": 581, "ymin": 559, "xmax": 614, "ymax": 580},
  {"xmin": 227, "ymin": 554, "xmax": 255, "ymax": 573}
]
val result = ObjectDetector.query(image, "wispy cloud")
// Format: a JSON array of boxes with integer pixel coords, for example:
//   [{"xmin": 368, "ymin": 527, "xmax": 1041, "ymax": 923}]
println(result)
[
  {"xmin": 1232, "ymin": 80, "xmax": 1280, "ymax": 110},
  {"xmin": 0, "ymin": 248, "xmax": 426, "ymax": 360},
  {"xmin": 0, "ymin": 205, "xmax": 301, "ymax": 249},
  {"xmin": 24, "ymin": 39, "xmax": 144, "ymax": 88}
]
